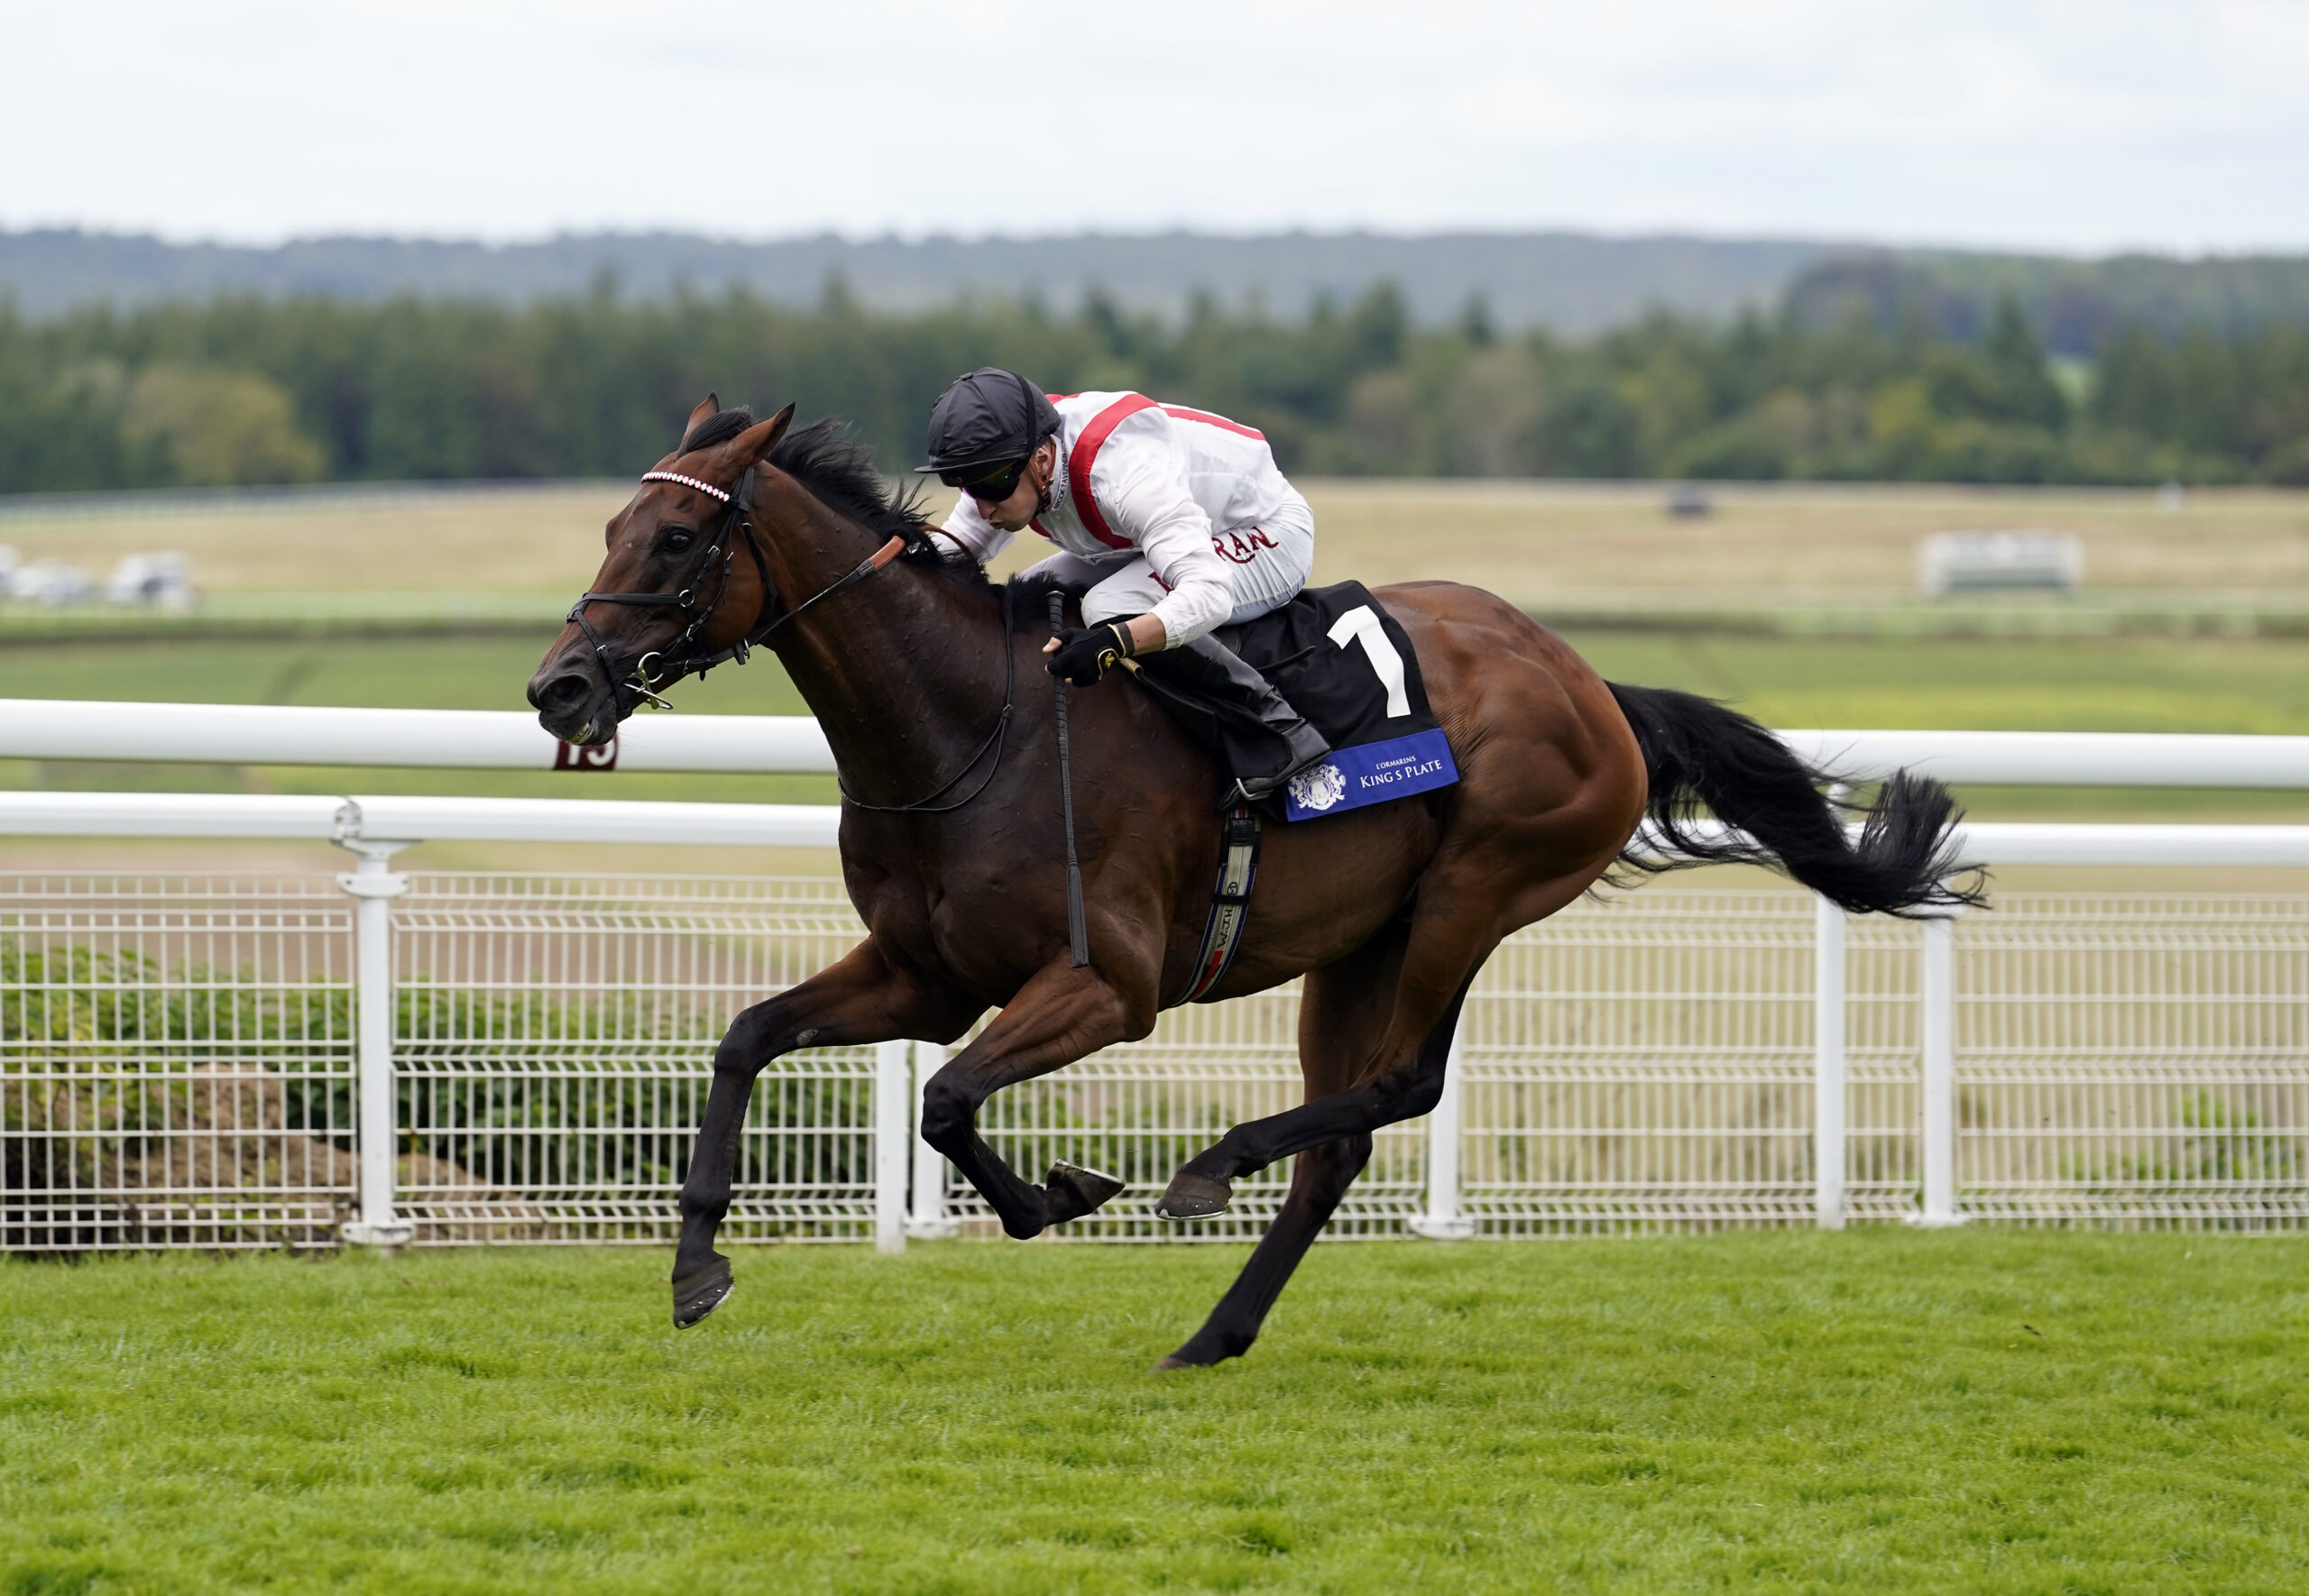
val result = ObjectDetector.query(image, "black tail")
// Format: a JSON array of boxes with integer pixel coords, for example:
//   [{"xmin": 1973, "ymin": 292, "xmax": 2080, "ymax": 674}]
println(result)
[{"xmin": 1605, "ymin": 682, "xmax": 1982, "ymax": 916}]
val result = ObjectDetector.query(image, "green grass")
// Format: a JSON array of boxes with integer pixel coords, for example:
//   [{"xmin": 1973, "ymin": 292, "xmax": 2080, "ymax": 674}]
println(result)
[
  {"xmin": 1561, "ymin": 630, "xmax": 2309, "ymax": 736},
  {"xmin": 2, "ymin": 1235, "xmax": 2304, "ymax": 1594},
  {"xmin": 8, "ymin": 630, "xmax": 2309, "ymax": 820}
]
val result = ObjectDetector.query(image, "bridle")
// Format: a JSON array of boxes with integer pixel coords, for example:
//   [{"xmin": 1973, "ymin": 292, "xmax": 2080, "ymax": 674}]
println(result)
[
  {"xmin": 562, "ymin": 453, "xmax": 1020, "ymax": 817},
  {"xmin": 565, "ymin": 460, "xmax": 906, "ymax": 713}
]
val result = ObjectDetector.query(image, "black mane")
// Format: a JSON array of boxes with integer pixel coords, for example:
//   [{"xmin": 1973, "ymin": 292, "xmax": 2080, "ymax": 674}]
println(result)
[
  {"xmin": 770, "ymin": 415, "xmax": 1041, "ymax": 613},
  {"xmin": 766, "ymin": 417, "xmax": 936, "ymax": 553},
  {"xmin": 682, "ymin": 406, "xmax": 1062, "ymax": 627}
]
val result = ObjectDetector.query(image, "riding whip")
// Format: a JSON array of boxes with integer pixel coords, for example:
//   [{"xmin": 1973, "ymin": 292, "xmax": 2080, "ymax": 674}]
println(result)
[{"xmin": 1048, "ymin": 592, "xmax": 1091, "ymax": 968}]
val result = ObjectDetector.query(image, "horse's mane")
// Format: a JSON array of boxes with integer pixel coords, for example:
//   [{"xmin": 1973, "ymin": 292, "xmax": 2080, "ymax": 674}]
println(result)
[
  {"xmin": 678, "ymin": 406, "xmax": 1072, "ymax": 629},
  {"xmin": 713, "ymin": 407, "xmax": 1076, "ymax": 621}
]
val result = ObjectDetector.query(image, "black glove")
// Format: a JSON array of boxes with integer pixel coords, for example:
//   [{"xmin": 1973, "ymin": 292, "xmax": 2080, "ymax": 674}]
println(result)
[{"xmin": 1046, "ymin": 624, "xmax": 1131, "ymax": 685}]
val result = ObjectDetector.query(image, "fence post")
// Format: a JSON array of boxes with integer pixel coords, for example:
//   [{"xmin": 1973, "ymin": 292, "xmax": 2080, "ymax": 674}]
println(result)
[
  {"xmin": 906, "ymin": 1041, "xmax": 959, "ymax": 1239},
  {"xmin": 872, "ymin": 1041, "xmax": 910, "ymax": 1253},
  {"xmin": 1911, "ymin": 909, "xmax": 1968, "ymax": 1228},
  {"xmin": 1409, "ymin": 1012, "xmax": 1476, "ymax": 1240},
  {"xmin": 1814, "ymin": 894, "xmax": 1847, "ymax": 1230},
  {"xmin": 336, "ymin": 840, "xmax": 410, "ymax": 1247}
]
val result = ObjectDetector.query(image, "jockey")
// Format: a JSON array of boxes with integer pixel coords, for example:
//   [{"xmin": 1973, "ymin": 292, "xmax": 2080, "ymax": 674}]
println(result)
[{"xmin": 919, "ymin": 367, "xmax": 1329, "ymax": 803}]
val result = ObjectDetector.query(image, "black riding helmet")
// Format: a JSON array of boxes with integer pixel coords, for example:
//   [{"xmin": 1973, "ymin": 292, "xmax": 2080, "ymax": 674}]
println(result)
[{"xmin": 916, "ymin": 368, "xmax": 1061, "ymax": 487}]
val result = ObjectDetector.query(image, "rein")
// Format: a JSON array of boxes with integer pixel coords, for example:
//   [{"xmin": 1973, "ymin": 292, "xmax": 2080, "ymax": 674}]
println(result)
[{"xmin": 565, "ymin": 462, "xmax": 905, "ymax": 713}]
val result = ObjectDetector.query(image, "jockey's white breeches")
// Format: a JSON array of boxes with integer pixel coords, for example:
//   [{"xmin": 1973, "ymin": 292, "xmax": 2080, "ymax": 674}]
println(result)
[{"xmin": 1021, "ymin": 494, "xmax": 1314, "ymax": 637}]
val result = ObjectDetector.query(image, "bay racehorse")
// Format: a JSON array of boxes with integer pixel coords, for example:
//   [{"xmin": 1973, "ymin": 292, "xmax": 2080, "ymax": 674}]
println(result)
[{"xmin": 527, "ymin": 399, "xmax": 1972, "ymax": 1368}]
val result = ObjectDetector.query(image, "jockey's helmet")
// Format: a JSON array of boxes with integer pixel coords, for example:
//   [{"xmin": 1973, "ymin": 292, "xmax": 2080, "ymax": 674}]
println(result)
[{"xmin": 916, "ymin": 368, "xmax": 1061, "ymax": 485}]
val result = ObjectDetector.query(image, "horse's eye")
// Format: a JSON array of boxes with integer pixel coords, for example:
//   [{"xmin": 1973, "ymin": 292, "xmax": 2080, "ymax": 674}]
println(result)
[{"xmin": 662, "ymin": 529, "xmax": 695, "ymax": 555}]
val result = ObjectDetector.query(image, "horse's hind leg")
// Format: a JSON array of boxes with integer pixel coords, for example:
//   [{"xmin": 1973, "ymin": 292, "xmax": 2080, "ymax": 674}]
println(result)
[
  {"xmin": 1157, "ymin": 951, "xmax": 1480, "ymax": 1224},
  {"xmin": 1156, "ymin": 922, "xmax": 1408, "ymax": 1368},
  {"xmin": 1158, "ymin": 1134, "xmax": 1372, "ymax": 1370},
  {"xmin": 1159, "ymin": 849, "xmax": 1610, "ymax": 1219}
]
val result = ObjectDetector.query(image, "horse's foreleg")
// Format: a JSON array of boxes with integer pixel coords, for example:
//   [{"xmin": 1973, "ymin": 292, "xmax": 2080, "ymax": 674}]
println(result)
[
  {"xmin": 918, "ymin": 956, "xmax": 1143, "ymax": 1241},
  {"xmin": 674, "ymin": 940, "xmax": 971, "ymax": 1327}
]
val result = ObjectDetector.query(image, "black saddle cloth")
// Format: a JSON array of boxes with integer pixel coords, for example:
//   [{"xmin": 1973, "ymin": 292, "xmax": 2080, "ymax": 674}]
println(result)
[
  {"xmin": 1136, "ymin": 580, "xmax": 1455, "ymax": 816},
  {"xmin": 1220, "ymin": 581, "xmax": 1438, "ymax": 744}
]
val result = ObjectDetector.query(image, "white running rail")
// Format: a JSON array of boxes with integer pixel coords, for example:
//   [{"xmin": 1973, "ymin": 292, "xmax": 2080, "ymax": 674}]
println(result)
[
  {"xmin": 4, "ymin": 706, "xmax": 2307, "ymax": 1250},
  {"xmin": 0, "ymin": 699, "xmax": 836, "ymax": 773},
  {"xmin": 7, "ymin": 698, "xmax": 2309, "ymax": 787}
]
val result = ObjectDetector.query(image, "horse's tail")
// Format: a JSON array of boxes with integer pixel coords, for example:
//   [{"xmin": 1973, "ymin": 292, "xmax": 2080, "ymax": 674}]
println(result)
[{"xmin": 1604, "ymin": 681, "xmax": 1980, "ymax": 916}]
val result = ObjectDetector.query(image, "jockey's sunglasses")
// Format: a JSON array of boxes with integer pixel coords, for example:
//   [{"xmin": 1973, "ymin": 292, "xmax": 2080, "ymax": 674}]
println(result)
[{"xmin": 943, "ymin": 457, "xmax": 1030, "ymax": 502}]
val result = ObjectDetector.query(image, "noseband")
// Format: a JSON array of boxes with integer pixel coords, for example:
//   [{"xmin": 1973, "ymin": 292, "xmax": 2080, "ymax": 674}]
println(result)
[{"xmin": 566, "ymin": 462, "xmax": 906, "ymax": 713}]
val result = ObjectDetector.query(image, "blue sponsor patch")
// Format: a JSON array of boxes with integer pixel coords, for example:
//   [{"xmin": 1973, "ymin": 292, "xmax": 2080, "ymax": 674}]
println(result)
[{"xmin": 1283, "ymin": 728, "xmax": 1458, "ymax": 821}]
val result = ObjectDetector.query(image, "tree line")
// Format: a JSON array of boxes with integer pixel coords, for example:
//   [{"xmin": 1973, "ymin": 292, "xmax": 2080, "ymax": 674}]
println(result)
[{"xmin": 2, "ymin": 279, "xmax": 2304, "ymax": 494}]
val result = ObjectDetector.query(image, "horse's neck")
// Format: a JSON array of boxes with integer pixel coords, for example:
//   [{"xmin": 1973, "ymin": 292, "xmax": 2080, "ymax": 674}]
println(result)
[{"xmin": 762, "ymin": 487, "xmax": 1008, "ymax": 797}]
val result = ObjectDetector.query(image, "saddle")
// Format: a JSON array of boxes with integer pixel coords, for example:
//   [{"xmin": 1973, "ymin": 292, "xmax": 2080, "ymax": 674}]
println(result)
[{"xmin": 1141, "ymin": 580, "xmax": 1459, "ymax": 822}]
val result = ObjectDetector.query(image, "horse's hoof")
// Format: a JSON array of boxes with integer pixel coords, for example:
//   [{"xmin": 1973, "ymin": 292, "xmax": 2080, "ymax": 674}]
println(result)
[
  {"xmin": 1045, "ymin": 1160, "xmax": 1126, "ymax": 1221},
  {"xmin": 671, "ymin": 1255, "xmax": 733, "ymax": 1329},
  {"xmin": 1154, "ymin": 1335, "xmax": 1239, "ymax": 1370},
  {"xmin": 1154, "ymin": 1170, "xmax": 1232, "ymax": 1221}
]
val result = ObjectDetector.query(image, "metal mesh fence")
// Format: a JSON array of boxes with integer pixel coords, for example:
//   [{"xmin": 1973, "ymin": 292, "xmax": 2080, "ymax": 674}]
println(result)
[
  {"xmin": 5, "ymin": 875, "xmax": 2304, "ymax": 1249},
  {"xmin": 1955, "ymin": 895, "xmax": 2309, "ymax": 1230},
  {"xmin": 391, "ymin": 875, "xmax": 881, "ymax": 1243},
  {"xmin": 1459, "ymin": 893, "xmax": 1821, "ymax": 1234},
  {"xmin": 1, "ymin": 876, "xmax": 355, "ymax": 1250}
]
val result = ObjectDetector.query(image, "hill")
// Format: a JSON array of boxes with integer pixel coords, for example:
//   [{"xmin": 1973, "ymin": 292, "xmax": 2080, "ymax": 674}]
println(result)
[{"xmin": 0, "ymin": 227, "xmax": 1834, "ymax": 333}]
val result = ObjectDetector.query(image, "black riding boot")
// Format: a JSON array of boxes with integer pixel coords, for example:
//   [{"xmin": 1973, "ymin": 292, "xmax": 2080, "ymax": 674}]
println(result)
[{"xmin": 1138, "ymin": 635, "xmax": 1331, "ymax": 804}]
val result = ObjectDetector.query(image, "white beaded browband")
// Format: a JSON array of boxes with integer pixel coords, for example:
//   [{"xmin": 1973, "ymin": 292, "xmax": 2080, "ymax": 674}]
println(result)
[{"xmin": 639, "ymin": 470, "xmax": 731, "ymax": 503}]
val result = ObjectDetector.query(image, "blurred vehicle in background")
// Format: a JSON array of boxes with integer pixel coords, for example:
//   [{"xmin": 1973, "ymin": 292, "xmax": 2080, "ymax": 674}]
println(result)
[
  {"xmin": 0, "ymin": 546, "xmax": 194, "ymax": 610},
  {"xmin": 4, "ymin": 555, "xmax": 94, "ymax": 606},
  {"xmin": 103, "ymin": 552, "xmax": 196, "ymax": 611},
  {"xmin": 1918, "ymin": 531, "xmax": 2084, "ymax": 597}
]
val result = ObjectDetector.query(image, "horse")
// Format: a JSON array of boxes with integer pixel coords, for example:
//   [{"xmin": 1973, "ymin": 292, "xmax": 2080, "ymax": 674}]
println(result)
[{"xmin": 526, "ymin": 397, "xmax": 1971, "ymax": 1369}]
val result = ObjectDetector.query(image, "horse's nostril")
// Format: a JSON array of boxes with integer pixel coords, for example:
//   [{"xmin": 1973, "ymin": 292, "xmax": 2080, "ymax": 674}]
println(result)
[{"xmin": 529, "ymin": 672, "xmax": 592, "ymax": 712}]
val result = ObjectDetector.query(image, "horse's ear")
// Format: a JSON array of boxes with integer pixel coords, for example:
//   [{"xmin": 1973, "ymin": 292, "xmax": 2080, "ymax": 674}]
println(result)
[
  {"xmin": 728, "ymin": 402, "xmax": 796, "ymax": 465},
  {"xmin": 682, "ymin": 393, "xmax": 721, "ymax": 440}
]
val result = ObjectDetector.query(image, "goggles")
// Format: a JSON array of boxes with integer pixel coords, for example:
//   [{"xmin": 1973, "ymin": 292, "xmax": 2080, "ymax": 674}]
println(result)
[{"xmin": 942, "ymin": 456, "xmax": 1030, "ymax": 502}]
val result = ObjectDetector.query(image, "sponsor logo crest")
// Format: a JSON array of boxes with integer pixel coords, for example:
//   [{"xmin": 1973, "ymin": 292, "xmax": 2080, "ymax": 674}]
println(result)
[{"xmin": 1288, "ymin": 762, "xmax": 1348, "ymax": 812}]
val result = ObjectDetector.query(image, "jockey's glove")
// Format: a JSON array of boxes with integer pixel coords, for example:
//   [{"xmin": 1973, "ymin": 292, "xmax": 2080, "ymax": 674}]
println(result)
[{"xmin": 1046, "ymin": 624, "xmax": 1133, "ymax": 685}]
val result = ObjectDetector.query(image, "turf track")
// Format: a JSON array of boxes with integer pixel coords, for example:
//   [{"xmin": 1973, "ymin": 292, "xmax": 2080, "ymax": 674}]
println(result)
[{"xmin": 4, "ymin": 1234, "xmax": 2304, "ymax": 1593}]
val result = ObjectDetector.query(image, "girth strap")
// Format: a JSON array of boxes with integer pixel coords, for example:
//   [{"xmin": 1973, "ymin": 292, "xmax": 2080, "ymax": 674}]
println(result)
[{"xmin": 1179, "ymin": 804, "xmax": 1262, "ymax": 1004}]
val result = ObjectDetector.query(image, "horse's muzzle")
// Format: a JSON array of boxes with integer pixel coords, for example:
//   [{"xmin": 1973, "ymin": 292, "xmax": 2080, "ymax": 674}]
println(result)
[{"xmin": 526, "ymin": 659, "xmax": 617, "ymax": 747}]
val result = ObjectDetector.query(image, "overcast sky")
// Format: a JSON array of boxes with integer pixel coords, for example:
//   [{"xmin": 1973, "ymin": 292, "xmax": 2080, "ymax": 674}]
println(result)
[{"xmin": 3, "ymin": 0, "xmax": 2303, "ymax": 254}]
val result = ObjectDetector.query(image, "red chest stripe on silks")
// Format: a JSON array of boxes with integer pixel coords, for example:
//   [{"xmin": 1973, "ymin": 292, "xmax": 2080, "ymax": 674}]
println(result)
[
  {"xmin": 1065, "ymin": 394, "xmax": 1157, "ymax": 550},
  {"xmin": 1159, "ymin": 403, "xmax": 1265, "ymax": 440}
]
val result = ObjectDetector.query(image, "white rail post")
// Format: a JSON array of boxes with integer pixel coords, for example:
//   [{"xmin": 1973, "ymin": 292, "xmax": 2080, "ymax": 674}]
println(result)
[
  {"xmin": 1911, "ymin": 909, "xmax": 1969, "ymax": 1228},
  {"xmin": 872, "ymin": 1041, "xmax": 910, "ymax": 1253},
  {"xmin": 1814, "ymin": 894, "xmax": 1848, "ymax": 1230},
  {"xmin": 336, "ymin": 841, "xmax": 412, "ymax": 1247},
  {"xmin": 1410, "ymin": 1012, "xmax": 1476, "ymax": 1240},
  {"xmin": 906, "ymin": 1041, "xmax": 959, "ymax": 1239}
]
